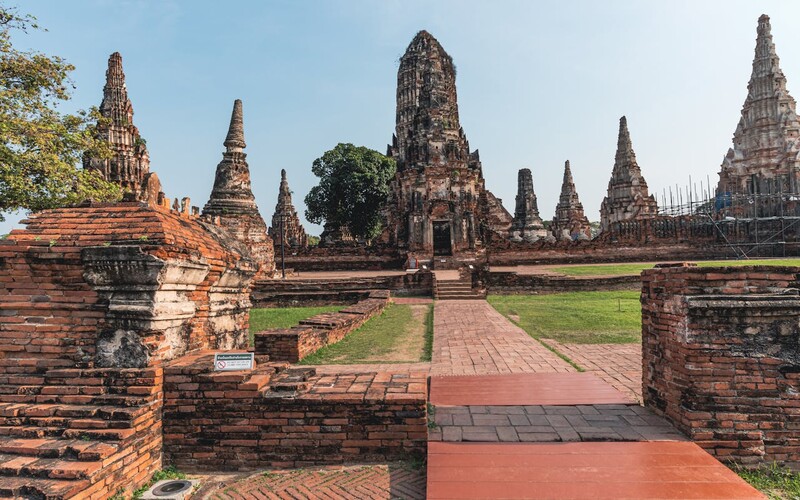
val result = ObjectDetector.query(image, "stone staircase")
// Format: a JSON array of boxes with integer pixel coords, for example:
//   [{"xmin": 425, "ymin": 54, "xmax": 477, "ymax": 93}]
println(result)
[
  {"xmin": 0, "ymin": 366, "xmax": 162, "ymax": 499},
  {"xmin": 433, "ymin": 273, "xmax": 485, "ymax": 300}
]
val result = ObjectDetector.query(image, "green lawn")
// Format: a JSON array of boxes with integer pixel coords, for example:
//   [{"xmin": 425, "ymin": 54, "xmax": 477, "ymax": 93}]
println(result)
[
  {"xmin": 735, "ymin": 463, "xmax": 800, "ymax": 499},
  {"xmin": 546, "ymin": 258, "xmax": 800, "ymax": 277},
  {"xmin": 488, "ymin": 291, "xmax": 641, "ymax": 344},
  {"xmin": 249, "ymin": 305, "xmax": 342, "ymax": 345},
  {"xmin": 300, "ymin": 303, "xmax": 433, "ymax": 365}
]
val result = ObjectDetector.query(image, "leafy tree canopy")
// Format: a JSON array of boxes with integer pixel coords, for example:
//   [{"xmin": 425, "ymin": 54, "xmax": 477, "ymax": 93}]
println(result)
[
  {"xmin": 304, "ymin": 143, "xmax": 396, "ymax": 241},
  {"xmin": 0, "ymin": 5, "xmax": 119, "ymax": 221}
]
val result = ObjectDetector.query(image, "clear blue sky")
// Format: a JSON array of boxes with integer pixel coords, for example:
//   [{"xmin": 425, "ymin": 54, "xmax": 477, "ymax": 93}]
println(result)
[{"xmin": 3, "ymin": 0, "xmax": 800, "ymax": 235}]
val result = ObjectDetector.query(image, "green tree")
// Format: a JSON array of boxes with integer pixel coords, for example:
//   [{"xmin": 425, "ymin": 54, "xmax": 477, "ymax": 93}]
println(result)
[
  {"xmin": 304, "ymin": 143, "xmax": 396, "ymax": 241},
  {"xmin": 0, "ymin": 5, "xmax": 119, "ymax": 221}
]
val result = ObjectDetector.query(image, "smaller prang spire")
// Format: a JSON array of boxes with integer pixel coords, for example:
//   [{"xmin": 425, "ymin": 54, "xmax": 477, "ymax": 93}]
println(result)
[
  {"xmin": 224, "ymin": 99, "xmax": 246, "ymax": 152},
  {"xmin": 600, "ymin": 116, "xmax": 658, "ymax": 231},
  {"xmin": 100, "ymin": 52, "xmax": 134, "ymax": 127},
  {"xmin": 552, "ymin": 160, "xmax": 591, "ymax": 240},
  {"xmin": 269, "ymin": 169, "xmax": 308, "ymax": 249},
  {"xmin": 202, "ymin": 99, "xmax": 259, "ymax": 217},
  {"xmin": 613, "ymin": 116, "xmax": 638, "ymax": 175}
]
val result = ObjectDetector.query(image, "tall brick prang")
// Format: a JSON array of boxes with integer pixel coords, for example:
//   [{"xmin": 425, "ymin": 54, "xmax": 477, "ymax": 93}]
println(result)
[
  {"xmin": 203, "ymin": 99, "xmax": 275, "ymax": 276},
  {"xmin": 717, "ymin": 14, "xmax": 800, "ymax": 212},
  {"xmin": 83, "ymin": 52, "xmax": 163, "ymax": 205},
  {"xmin": 387, "ymin": 31, "xmax": 512, "ymax": 267}
]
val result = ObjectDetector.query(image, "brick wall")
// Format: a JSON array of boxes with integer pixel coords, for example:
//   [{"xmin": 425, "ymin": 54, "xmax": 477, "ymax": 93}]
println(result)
[
  {"xmin": 642, "ymin": 263, "xmax": 800, "ymax": 466},
  {"xmin": 251, "ymin": 271, "xmax": 431, "ymax": 307},
  {"xmin": 163, "ymin": 352, "xmax": 427, "ymax": 471},
  {"xmin": 486, "ymin": 271, "xmax": 639, "ymax": 294},
  {"xmin": 254, "ymin": 292, "xmax": 390, "ymax": 362}
]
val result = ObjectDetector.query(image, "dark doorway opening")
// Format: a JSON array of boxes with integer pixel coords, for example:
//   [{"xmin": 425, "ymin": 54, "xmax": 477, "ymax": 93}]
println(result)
[{"xmin": 433, "ymin": 221, "xmax": 452, "ymax": 256}]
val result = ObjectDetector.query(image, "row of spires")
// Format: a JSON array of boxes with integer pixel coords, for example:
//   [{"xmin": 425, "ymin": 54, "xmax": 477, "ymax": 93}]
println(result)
[{"xmin": 85, "ymin": 53, "xmax": 307, "ymax": 259}]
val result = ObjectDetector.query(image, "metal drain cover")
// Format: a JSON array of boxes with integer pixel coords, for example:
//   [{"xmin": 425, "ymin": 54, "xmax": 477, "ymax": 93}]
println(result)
[
  {"xmin": 153, "ymin": 480, "xmax": 192, "ymax": 496},
  {"xmin": 142, "ymin": 479, "xmax": 199, "ymax": 500}
]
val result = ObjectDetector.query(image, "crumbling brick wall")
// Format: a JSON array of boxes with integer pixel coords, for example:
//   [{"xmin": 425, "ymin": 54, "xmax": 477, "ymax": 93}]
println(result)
[
  {"xmin": 642, "ymin": 263, "xmax": 800, "ymax": 466},
  {"xmin": 163, "ymin": 353, "xmax": 427, "ymax": 471},
  {"xmin": 0, "ymin": 202, "xmax": 256, "ymax": 498}
]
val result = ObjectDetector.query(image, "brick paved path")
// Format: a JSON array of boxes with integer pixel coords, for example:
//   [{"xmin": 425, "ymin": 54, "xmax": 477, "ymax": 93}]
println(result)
[
  {"xmin": 428, "ymin": 403, "xmax": 685, "ymax": 443},
  {"xmin": 545, "ymin": 340, "xmax": 642, "ymax": 402},
  {"xmin": 204, "ymin": 464, "xmax": 425, "ymax": 500},
  {"xmin": 431, "ymin": 301, "xmax": 573, "ymax": 375}
]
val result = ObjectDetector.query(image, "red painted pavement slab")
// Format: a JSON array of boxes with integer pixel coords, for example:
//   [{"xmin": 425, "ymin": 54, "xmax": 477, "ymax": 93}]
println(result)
[
  {"xmin": 429, "ymin": 372, "xmax": 635, "ymax": 406},
  {"xmin": 427, "ymin": 442, "xmax": 765, "ymax": 499}
]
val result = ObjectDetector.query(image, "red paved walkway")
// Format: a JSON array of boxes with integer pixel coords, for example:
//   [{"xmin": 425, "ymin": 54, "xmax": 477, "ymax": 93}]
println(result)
[
  {"xmin": 432, "ymin": 301, "xmax": 573, "ymax": 375},
  {"xmin": 427, "ymin": 442, "xmax": 764, "ymax": 499},
  {"xmin": 429, "ymin": 373, "xmax": 634, "ymax": 406}
]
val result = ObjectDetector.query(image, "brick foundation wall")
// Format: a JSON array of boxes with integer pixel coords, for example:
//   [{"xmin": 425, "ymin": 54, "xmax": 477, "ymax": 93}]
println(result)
[
  {"xmin": 163, "ymin": 352, "xmax": 427, "ymax": 471},
  {"xmin": 486, "ymin": 271, "xmax": 640, "ymax": 294},
  {"xmin": 251, "ymin": 271, "xmax": 431, "ymax": 307},
  {"xmin": 282, "ymin": 246, "xmax": 403, "ymax": 272},
  {"xmin": 642, "ymin": 263, "xmax": 800, "ymax": 466},
  {"xmin": 254, "ymin": 292, "xmax": 390, "ymax": 362},
  {"xmin": 488, "ymin": 240, "xmax": 738, "ymax": 266}
]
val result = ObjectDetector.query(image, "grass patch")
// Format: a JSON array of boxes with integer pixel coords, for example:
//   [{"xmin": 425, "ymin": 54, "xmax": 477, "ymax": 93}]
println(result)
[
  {"xmin": 488, "ymin": 291, "xmax": 641, "ymax": 344},
  {"xmin": 546, "ymin": 258, "xmax": 800, "ymax": 277},
  {"xmin": 299, "ymin": 303, "xmax": 431, "ymax": 364},
  {"xmin": 249, "ymin": 305, "xmax": 342, "ymax": 345},
  {"xmin": 735, "ymin": 462, "xmax": 800, "ymax": 499}
]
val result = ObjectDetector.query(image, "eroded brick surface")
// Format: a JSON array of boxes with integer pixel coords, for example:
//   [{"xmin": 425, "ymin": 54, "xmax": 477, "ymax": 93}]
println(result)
[{"xmin": 204, "ymin": 464, "xmax": 425, "ymax": 500}]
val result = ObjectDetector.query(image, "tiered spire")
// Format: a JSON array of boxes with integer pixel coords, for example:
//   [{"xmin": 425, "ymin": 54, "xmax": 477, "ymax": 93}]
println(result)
[
  {"xmin": 511, "ymin": 168, "xmax": 546, "ymax": 242},
  {"xmin": 717, "ymin": 14, "xmax": 800, "ymax": 203},
  {"xmin": 599, "ymin": 116, "xmax": 658, "ymax": 231},
  {"xmin": 203, "ymin": 100, "xmax": 258, "ymax": 216},
  {"xmin": 202, "ymin": 100, "xmax": 274, "ymax": 275},
  {"xmin": 269, "ymin": 169, "xmax": 308, "ymax": 249},
  {"xmin": 551, "ymin": 161, "xmax": 591, "ymax": 240},
  {"xmin": 84, "ymin": 52, "xmax": 161, "ymax": 204}
]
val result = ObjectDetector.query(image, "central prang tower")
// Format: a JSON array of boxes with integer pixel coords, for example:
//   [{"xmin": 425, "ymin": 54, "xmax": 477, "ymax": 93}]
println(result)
[{"xmin": 387, "ymin": 31, "xmax": 510, "ymax": 267}]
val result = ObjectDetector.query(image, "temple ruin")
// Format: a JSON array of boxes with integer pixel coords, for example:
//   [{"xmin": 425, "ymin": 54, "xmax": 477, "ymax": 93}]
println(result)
[
  {"xmin": 551, "ymin": 160, "xmax": 592, "ymax": 241},
  {"xmin": 599, "ymin": 116, "xmax": 659, "ymax": 232},
  {"xmin": 83, "ymin": 52, "xmax": 163, "ymax": 205},
  {"xmin": 201, "ymin": 99, "xmax": 276, "ymax": 276},
  {"xmin": 716, "ymin": 15, "xmax": 800, "ymax": 216},
  {"xmin": 269, "ymin": 169, "xmax": 308, "ymax": 250},
  {"xmin": 386, "ymin": 31, "xmax": 512, "ymax": 268},
  {"xmin": 510, "ymin": 168, "xmax": 548, "ymax": 242}
]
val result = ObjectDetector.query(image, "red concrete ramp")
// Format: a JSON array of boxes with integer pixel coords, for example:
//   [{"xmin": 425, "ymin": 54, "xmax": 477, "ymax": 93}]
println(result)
[
  {"xmin": 429, "ymin": 373, "xmax": 634, "ymax": 406},
  {"xmin": 427, "ymin": 441, "xmax": 765, "ymax": 499}
]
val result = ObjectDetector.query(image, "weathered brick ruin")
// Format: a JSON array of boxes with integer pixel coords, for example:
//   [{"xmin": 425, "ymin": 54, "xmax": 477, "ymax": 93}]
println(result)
[
  {"xmin": 83, "ymin": 53, "xmax": 163, "ymax": 205},
  {"xmin": 642, "ymin": 263, "xmax": 800, "ymax": 466},
  {"xmin": 0, "ymin": 203, "xmax": 256, "ymax": 498},
  {"xmin": 202, "ymin": 99, "xmax": 276, "ymax": 277},
  {"xmin": 717, "ymin": 15, "xmax": 800, "ymax": 211},
  {"xmin": 599, "ymin": 116, "xmax": 659, "ymax": 233},
  {"xmin": 510, "ymin": 168, "xmax": 548, "ymax": 243},
  {"xmin": 551, "ymin": 160, "xmax": 592, "ymax": 241},
  {"xmin": 268, "ymin": 169, "xmax": 308, "ymax": 250},
  {"xmin": 386, "ymin": 31, "xmax": 512, "ymax": 268}
]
